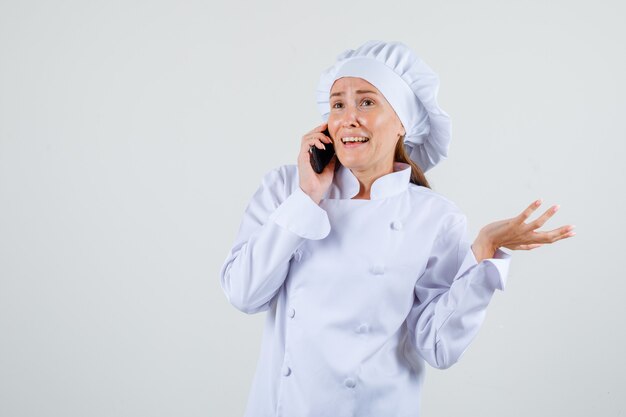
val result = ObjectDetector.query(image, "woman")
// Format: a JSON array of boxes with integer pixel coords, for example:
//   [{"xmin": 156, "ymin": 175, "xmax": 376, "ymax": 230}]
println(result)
[{"xmin": 220, "ymin": 41, "xmax": 574, "ymax": 417}]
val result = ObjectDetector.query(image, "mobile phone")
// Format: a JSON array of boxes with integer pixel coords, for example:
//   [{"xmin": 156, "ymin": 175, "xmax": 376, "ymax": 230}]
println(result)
[{"xmin": 309, "ymin": 129, "xmax": 335, "ymax": 174}]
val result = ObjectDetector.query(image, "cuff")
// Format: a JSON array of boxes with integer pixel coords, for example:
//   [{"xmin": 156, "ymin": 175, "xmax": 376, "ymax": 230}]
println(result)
[
  {"xmin": 482, "ymin": 248, "xmax": 512, "ymax": 291},
  {"xmin": 268, "ymin": 187, "xmax": 331, "ymax": 240},
  {"xmin": 455, "ymin": 247, "xmax": 512, "ymax": 291},
  {"xmin": 455, "ymin": 245, "xmax": 479, "ymax": 280}
]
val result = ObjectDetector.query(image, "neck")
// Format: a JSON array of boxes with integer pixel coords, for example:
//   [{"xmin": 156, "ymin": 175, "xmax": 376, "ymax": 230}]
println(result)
[{"xmin": 349, "ymin": 160, "xmax": 395, "ymax": 200}]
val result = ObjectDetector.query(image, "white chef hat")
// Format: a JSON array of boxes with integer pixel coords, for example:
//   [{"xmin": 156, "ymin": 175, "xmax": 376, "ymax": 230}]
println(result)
[{"xmin": 316, "ymin": 40, "xmax": 451, "ymax": 172}]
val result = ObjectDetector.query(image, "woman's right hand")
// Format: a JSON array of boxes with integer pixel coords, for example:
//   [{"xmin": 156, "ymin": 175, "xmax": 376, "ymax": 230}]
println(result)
[{"xmin": 297, "ymin": 123, "xmax": 337, "ymax": 205}]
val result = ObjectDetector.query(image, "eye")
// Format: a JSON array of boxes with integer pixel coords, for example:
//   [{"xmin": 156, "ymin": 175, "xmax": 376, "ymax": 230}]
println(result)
[
  {"xmin": 331, "ymin": 101, "xmax": 344, "ymax": 109},
  {"xmin": 361, "ymin": 98, "xmax": 375, "ymax": 106}
]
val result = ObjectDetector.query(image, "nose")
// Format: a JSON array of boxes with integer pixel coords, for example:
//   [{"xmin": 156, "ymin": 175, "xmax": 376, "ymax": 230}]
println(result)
[{"xmin": 341, "ymin": 104, "xmax": 360, "ymax": 127}]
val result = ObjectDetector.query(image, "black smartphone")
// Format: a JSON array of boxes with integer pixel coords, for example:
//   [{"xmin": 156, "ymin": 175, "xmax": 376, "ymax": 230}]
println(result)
[{"xmin": 309, "ymin": 129, "xmax": 335, "ymax": 174}]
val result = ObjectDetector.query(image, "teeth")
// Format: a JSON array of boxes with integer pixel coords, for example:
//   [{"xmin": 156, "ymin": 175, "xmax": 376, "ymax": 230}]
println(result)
[{"xmin": 342, "ymin": 137, "xmax": 369, "ymax": 143}]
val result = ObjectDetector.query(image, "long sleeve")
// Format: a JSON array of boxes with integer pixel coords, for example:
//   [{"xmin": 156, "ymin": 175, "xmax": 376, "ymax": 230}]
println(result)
[
  {"xmin": 219, "ymin": 167, "xmax": 331, "ymax": 314},
  {"xmin": 406, "ymin": 214, "xmax": 511, "ymax": 369}
]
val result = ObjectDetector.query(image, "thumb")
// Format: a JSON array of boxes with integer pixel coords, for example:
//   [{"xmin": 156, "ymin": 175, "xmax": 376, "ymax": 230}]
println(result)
[
  {"xmin": 329, "ymin": 154, "xmax": 338, "ymax": 169},
  {"xmin": 325, "ymin": 155, "xmax": 338, "ymax": 174},
  {"xmin": 320, "ymin": 155, "xmax": 336, "ymax": 173}
]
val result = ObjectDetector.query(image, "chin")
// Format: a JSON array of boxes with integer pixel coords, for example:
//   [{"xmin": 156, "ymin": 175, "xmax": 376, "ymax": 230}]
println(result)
[{"xmin": 337, "ymin": 157, "xmax": 367, "ymax": 171}]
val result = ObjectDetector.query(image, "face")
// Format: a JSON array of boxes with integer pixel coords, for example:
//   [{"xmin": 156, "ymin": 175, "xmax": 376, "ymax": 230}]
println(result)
[{"xmin": 327, "ymin": 77, "xmax": 405, "ymax": 176}]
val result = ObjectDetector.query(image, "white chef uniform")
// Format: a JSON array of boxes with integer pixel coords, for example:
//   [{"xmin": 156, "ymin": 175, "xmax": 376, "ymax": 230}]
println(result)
[{"xmin": 220, "ymin": 160, "xmax": 511, "ymax": 417}]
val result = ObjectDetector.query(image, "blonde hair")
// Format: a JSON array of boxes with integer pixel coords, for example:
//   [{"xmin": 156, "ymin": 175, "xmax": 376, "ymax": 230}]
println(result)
[{"xmin": 394, "ymin": 137, "xmax": 430, "ymax": 188}]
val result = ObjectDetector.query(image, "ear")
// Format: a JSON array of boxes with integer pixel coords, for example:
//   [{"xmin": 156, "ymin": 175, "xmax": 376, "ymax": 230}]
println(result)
[{"xmin": 399, "ymin": 122, "xmax": 406, "ymax": 137}]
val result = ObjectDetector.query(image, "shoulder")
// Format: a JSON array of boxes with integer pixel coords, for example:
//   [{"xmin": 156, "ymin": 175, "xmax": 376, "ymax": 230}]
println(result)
[
  {"xmin": 255, "ymin": 164, "xmax": 300, "ymax": 200},
  {"xmin": 242, "ymin": 164, "xmax": 300, "ymax": 214},
  {"xmin": 407, "ymin": 183, "xmax": 463, "ymax": 215},
  {"xmin": 260, "ymin": 164, "xmax": 298, "ymax": 187},
  {"xmin": 406, "ymin": 183, "xmax": 467, "ymax": 233}
]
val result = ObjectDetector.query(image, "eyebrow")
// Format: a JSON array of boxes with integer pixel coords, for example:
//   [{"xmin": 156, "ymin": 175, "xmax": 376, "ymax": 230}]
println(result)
[{"xmin": 329, "ymin": 89, "xmax": 379, "ymax": 98}]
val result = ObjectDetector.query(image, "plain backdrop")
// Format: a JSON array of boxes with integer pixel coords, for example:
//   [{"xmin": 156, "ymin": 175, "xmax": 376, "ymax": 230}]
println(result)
[{"xmin": 1, "ymin": 0, "xmax": 625, "ymax": 416}]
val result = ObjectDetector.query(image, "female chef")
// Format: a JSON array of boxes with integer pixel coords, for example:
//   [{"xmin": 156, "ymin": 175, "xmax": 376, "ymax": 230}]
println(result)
[{"xmin": 220, "ymin": 41, "xmax": 574, "ymax": 417}]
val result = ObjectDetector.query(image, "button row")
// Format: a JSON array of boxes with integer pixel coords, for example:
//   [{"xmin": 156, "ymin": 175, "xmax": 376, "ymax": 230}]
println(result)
[
  {"xmin": 344, "ymin": 378, "xmax": 356, "ymax": 388},
  {"xmin": 369, "ymin": 265, "xmax": 385, "ymax": 275},
  {"xmin": 355, "ymin": 323, "xmax": 370, "ymax": 334},
  {"xmin": 390, "ymin": 220, "xmax": 403, "ymax": 231},
  {"xmin": 282, "ymin": 364, "xmax": 357, "ymax": 388},
  {"xmin": 289, "ymin": 306, "xmax": 367, "ymax": 334}
]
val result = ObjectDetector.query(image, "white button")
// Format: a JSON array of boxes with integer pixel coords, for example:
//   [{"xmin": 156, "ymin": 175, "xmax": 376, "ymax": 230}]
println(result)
[
  {"xmin": 344, "ymin": 378, "xmax": 356, "ymax": 388},
  {"xmin": 356, "ymin": 324, "xmax": 370, "ymax": 334},
  {"xmin": 282, "ymin": 365, "xmax": 291, "ymax": 376},
  {"xmin": 370, "ymin": 265, "xmax": 385, "ymax": 275},
  {"xmin": 288, "ymin": 308, "xmax": 295, "ymax": 318},
  {"xmin": 391, "ymin": 220, "xmax": 403, "ymax": 230}
]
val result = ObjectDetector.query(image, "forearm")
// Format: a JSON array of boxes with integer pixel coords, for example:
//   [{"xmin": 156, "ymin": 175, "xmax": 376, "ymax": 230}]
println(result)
[
  {"xmin": 220, "ymin": 187, "xmax": 331, "ymax": 314},
  {"xmin": 412, "ymin": 249, "xmax": 511, "ymax": 369},
  {"xmin": 220, "ymin": 221, "xmax": 305, "ymax": 314}
]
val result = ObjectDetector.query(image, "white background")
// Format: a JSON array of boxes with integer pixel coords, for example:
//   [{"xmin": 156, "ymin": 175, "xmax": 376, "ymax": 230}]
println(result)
[{"xmin": 1, "ymin": 0, "xmax": 624, "ymax": 416}]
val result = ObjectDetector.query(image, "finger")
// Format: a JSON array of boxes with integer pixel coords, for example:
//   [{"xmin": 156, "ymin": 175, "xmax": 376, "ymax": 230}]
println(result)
[
  {"xmin": 527, "ymin": 204, "xmax": 560, "ymax": 230},
  {"xmin": 516, "ymin": 199, "xmax": 543, "ymax": 224},
  {"xmin": 323, "ymin": 154, "xmax": 338, "ymax": 172},
  {"xmin": 314, "ymin": 130, "xmax": 333, "ymax": 143},
  {"xmin": 519, "ymin": 243, "xmax": 544, "ymax": 250},
  {"xmin": 310, "ymin": 137, "xmax": 327, "ymax": 150},
  {"xmin": 531, "ymin": 225, "xmax": 576, "ymax": 244},
  {"xmin": 505, "ymin": 243, "xmax": 542, "ymax": 250},
  {"xmin": 302, "ymin": 132, "xmax": 332, "ymax": 147},
  {"xmin": 305, "ymin": 125, "xmax": 332, "ymax": 143},
  {"xmin": 301, "ymin": 135, "xmax": 326, "ymax": 152},
  {"xmin": 319, "ymin": 133, "xmax": 333, "ymax": 143},
  {"xmin": 307, "ymin": 123, "xmax": 328, "ymax": 135},
  {"xmin": 314, "ymin": 122, "xmax": 328, "ymax": 132}
]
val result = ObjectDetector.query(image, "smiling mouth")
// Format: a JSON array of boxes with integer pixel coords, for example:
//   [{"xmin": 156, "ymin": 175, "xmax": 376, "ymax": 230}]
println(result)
[{"xmin": 341, "ymin": 136, "xmax": 370, "ymax": 144}]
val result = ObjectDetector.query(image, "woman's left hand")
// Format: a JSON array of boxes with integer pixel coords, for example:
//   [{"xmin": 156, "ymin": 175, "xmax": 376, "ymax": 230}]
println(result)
[{"xmin": 471, "ymin": 199, "xmax": 576, "ymax": 262}]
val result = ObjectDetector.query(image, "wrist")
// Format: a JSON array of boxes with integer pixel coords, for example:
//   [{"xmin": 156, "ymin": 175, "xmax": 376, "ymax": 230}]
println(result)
[
  {"xmin": 299, "ymin": 186, "xmax": 322, "ymax": 205},
  {"xmin": 472, "ymin": 234, "xmax": 499, "ymax": 262}
]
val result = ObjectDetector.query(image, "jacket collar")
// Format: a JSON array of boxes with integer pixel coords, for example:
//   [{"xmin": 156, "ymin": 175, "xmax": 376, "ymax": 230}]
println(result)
[{"xmin": 324, "ymin": 162, "xmax": 412, "ymax": 200}]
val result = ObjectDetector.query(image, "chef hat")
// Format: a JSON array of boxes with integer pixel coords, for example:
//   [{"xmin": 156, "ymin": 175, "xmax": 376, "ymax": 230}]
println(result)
[{"xmin": 316, "ymin": 40, "xmax": 451, "ymax": 172}]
